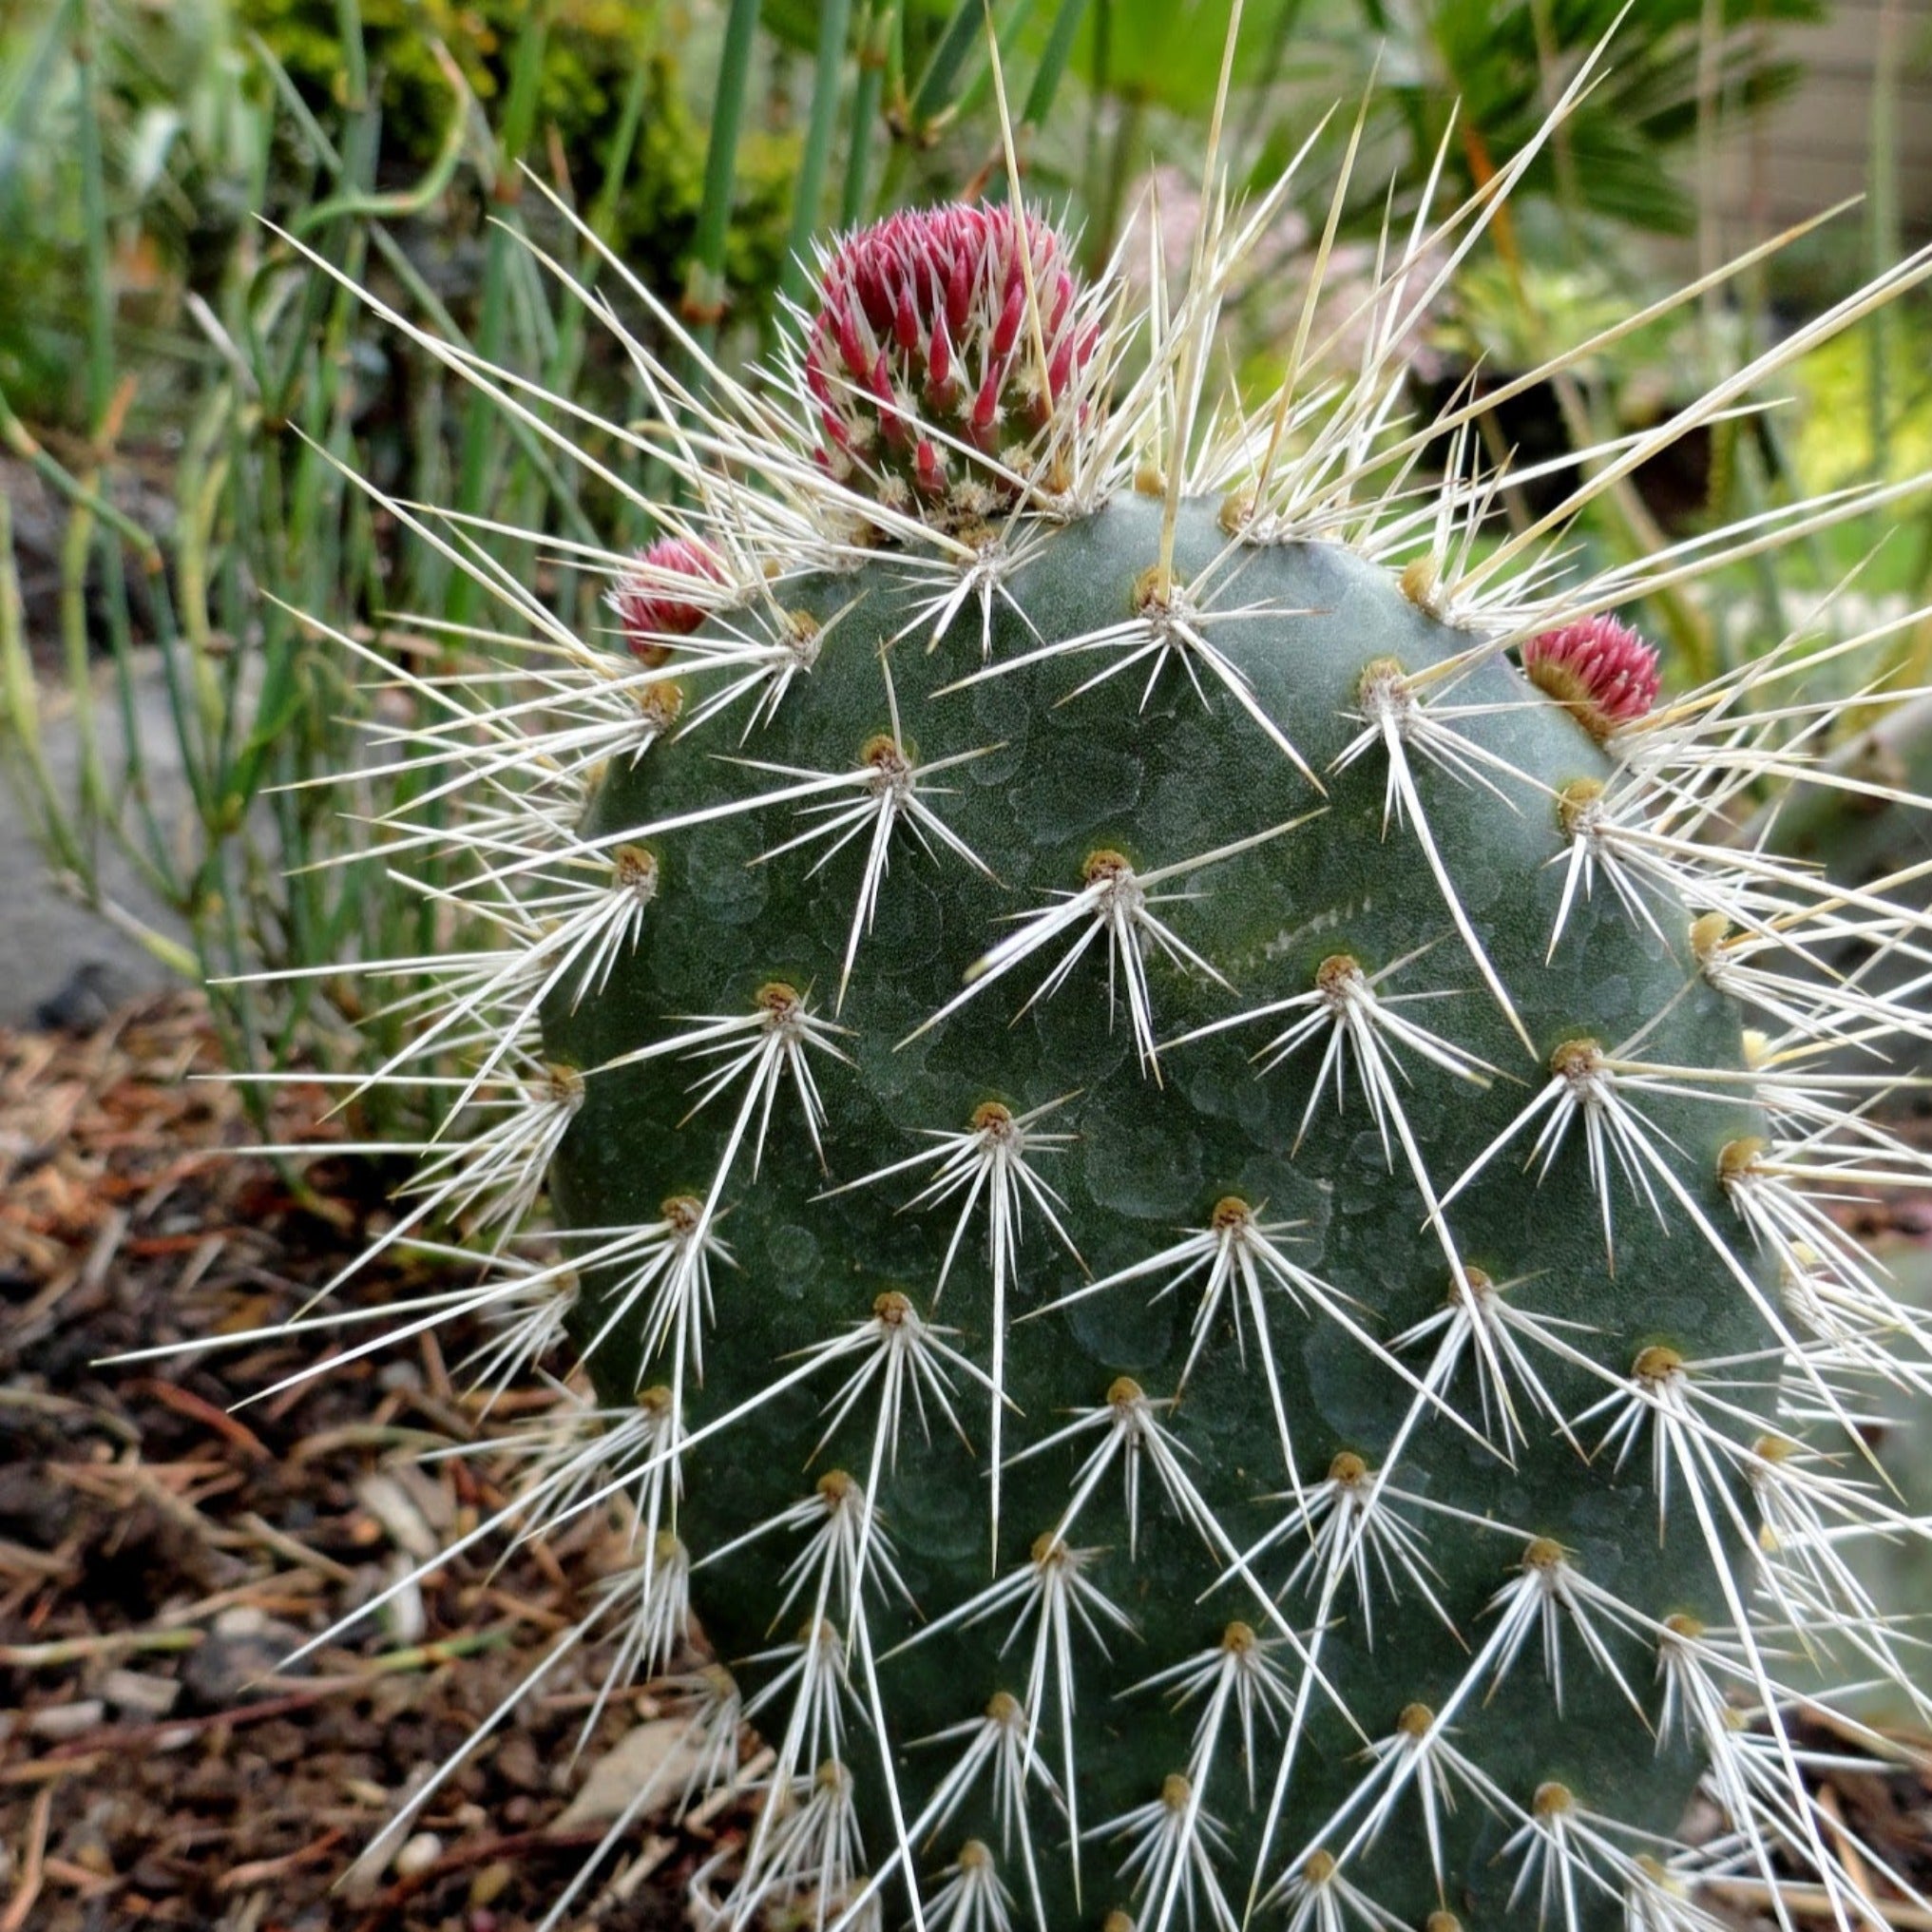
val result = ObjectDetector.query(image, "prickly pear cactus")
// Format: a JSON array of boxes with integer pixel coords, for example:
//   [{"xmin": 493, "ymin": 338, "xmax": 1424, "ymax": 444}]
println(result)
[
  {"xmin": 250, "ymin": 95, "xmax": 1932, "ymax": 1932},
  {"xmin": 555, "ymin": 470, "xmax": 1759, "ymax": 1932}
]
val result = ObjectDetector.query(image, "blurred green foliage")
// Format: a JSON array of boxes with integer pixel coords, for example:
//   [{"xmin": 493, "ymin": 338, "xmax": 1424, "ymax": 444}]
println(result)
[
  {"xmin": 1356, "ymin": 0, "xmax": 1821, "ymax": 236},
  {"xmin": 0, "ymin": 0, "xmax": 268, "ymax": 423},
  {"xmin": 1790, "ymin": 314, "xmax": 1932, "ymax": 493},
  {"xmin": 239, "ymin": 0, "xmax": 801, "ymax": 316},
  {"xmin": 241, "ymin": 0, "xmax": 647, "ymax": 148}
]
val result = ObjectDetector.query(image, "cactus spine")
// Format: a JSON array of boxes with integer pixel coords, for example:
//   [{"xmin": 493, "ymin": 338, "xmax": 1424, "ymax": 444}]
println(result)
[{"xmin": 210, "ymin": 60, "xmax": 1932, "ymax": 1932}]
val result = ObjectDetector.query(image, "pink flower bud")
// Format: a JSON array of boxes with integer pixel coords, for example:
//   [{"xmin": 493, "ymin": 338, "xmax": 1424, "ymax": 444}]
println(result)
[
  {"xmin": 927, "ymin": 311, "xmax": 955, "ymax": 400},
  {"xmin": 992, "ymin": 279, "xmax": 1025, "ymax": 359},
  {"xmin": 610, "ymin": 537, "xmax": 725, "ymax": 661},
  {"xmin": 1523, "ymin": 615, "xmax": 1660, "ymax": 739},
  {"xmin": 805, "ymin": 202, "xmax": 1090, "ymax": 510}
]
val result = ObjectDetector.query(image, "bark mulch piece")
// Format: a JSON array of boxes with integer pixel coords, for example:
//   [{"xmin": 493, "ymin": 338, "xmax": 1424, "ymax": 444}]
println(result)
[
  {"xmin": 6, "ymin": 993, "xmax": 1932, "ymax": 1931},
  {"xmin": 0, "ymin": 994, "xmax": 713, "ymax": 1931}
]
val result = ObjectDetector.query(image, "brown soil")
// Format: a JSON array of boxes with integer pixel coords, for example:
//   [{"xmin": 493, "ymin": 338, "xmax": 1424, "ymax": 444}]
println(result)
[{"xmin": 0, "ymin": 995, "xmax": 717, "ymax": 1930}]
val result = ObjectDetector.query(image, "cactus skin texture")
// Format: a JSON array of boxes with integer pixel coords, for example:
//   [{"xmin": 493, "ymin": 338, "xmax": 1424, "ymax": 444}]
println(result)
[
  {"xmin": 235, "ymin": 78, "xmax": 1932, "ymax": 1932},
  {"xmin": 545, "ymin": 492, "xmax": 1761, "ymax": 1932}
]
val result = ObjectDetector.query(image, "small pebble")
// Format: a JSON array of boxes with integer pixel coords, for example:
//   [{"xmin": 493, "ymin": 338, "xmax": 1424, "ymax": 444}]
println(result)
[
  {"xmin": 469, "ymin": 1860, "xmax": 513, "ymax": 1907},
  {"xmin": 182, "ymin": 1618, "xmax": 304, "ymax": 1708},
  {"xmin": 394, "ymin": 1832, "xmax": 443, "ymax": 1879},
  {"xmin": 101, "ymin": 1668, "xmax": 182, "ymax": 1717},
  {"xmin": 394, "ymin": 1460, "xmax": 455, "ymax": 1533},
  {"xmin": 28, "ymin": 1699, "xmax": 104, "ymax": 1741},
  {"xmin": 71, "ymin": 1836, "xmax": 114, "ymax": 1878},
  {"xmin": 355, "ymin": 1472, "xmax": 440, "ymax": 1562},
  {"xmin": 379, "ymin": 1555, "xmax": 427, "ymax": 1647},
  {"xmin": 494, "ymin": 1734, "xmax": 540, "ymax": 1791}
]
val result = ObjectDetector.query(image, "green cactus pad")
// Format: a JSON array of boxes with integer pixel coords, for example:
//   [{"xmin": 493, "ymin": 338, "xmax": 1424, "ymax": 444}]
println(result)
[{"xmin": 543, "ymin": 494, "xmax": 1766, "ymax": 1931}]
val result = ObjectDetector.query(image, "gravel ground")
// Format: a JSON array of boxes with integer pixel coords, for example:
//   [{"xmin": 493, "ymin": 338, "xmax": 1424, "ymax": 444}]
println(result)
[{"xmin": 0, "ymin": 995, "xmax": 726, "ymax": 1930}]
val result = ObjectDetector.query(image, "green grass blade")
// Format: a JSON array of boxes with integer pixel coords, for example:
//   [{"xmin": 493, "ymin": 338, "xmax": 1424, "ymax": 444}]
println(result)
[{"xmin": 782, "ymin": 0, "xmax": 853, "ymax": 303}]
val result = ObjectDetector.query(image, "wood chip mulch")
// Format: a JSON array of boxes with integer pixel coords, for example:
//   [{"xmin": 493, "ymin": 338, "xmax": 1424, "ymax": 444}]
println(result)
[
  {"xmin": 0, "ymin": 993, "xmax": 715, "ymax": 1932},
  {"xmin": 5, "ymin": 992, "xmax": 1932, "ymax": 1932}
]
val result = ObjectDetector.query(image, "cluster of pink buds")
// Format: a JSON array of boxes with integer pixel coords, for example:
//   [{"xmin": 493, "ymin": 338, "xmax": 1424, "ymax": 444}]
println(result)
[
  {"xmin": 609, "ymin": 536, "xmax": 726, "ymax": 662},
  {"xmin": 803, "ymin": 203, "xmax": 1093, "ymax": 511},
  {"xmin": 1522, "ymin": 614, "xmax": 1661, "ymax": 739}
]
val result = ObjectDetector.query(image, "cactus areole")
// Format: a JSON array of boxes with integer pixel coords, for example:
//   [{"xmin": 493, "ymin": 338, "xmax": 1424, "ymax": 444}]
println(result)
[{"xmin": 277, "ymin": 167, "xmax": 1932, "ymax": 1932}]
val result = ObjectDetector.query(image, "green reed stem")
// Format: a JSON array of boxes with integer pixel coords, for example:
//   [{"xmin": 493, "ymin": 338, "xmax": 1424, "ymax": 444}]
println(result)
[
  {"xmin": 685, "ymin": 0, "xmax": 762, "ymax": 361},
  {"xmin": 843, "ymin": 0, "xmax": 895, "ymax": 226},
  {"xmin": 1023, "ymin": 0, "xmax": 1089, "ymax": 128},
  {"xmin": 783, "ymin": 0, "xmax": 853, "ymax": 302},
  {"xmin": 908, "ymin": 0, "xmax": 985, "ymax": 138}
]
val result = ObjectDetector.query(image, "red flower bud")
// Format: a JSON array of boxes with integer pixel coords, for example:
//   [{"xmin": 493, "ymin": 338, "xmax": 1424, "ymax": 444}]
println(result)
[
  {"xmin": 804, "ymin": 203, "xmax": 1091, "ymax": 511},
  {"xmin": 1523, "ymin": 616, "xmax": 1660, "ymax": 739},
  {"xmin": 610, "ymin": 537, "xmax": 726, "ymax": 661}
]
